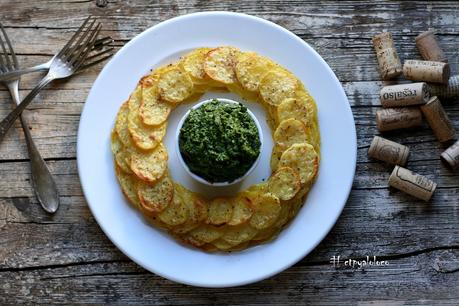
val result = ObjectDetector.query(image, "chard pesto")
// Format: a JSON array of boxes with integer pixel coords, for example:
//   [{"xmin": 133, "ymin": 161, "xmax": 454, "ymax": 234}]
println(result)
[{"xmin": 179, "ymin": 100, "xmax": 261, "ymax": 183}]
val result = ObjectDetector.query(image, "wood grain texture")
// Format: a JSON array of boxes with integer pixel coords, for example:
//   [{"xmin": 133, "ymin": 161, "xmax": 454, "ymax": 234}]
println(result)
[{"xmin": 0, "ymin": 0, "xmax": 458, "ymax": 304}]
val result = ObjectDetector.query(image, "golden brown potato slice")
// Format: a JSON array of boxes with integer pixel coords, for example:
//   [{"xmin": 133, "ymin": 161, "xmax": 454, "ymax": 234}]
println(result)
[
  {"xmin": 207, "ymin": 197, "xmax": 233, "ymax": 225},
  {"xmin": 111, "ymin": 132, "xmax": 132, "ymax": 174},
  {"xmin": 115, "ymin": 102, "xmax": 134, "ymax": 148},
  {"xmin": 139, "ymin": 75, "xmax": 172, "ymax": 126},
  {"xmin": 259, "ymin": 68, "xmax": 299, "ymax": 106},
  {"xmin": 222, "ymin": 224, "xmax": 258, "ymax": 245},
  {"xmin": 235, "ymin": 52, "xmax": 275, "ymax": 92},
  {"xmin": 204, "ymin": 46, "xmax": 240, "ymax": 84},
  {"xmin": 267, "ymin": 166, "xmax": 301, "ymax": 201},
  {"xmin": 172, "ymin": 185, "xmax": 208, "ymax": 234},
  {"xmin": 158, "ymin": 66, "xmax": 194, "ymax": 103},
  {"xmin": 273, "ymin": 118, "xmax": 309, "ymax": 148},
  {"xmin": 249, "ymin": 193, "xmax": 281, "ymax": 229},
  {"xmin": 228, "ymin": 195, "xmax": 253, "ymax": 226},
  {"xmin": 137, "ymin": 174, "xmax": 174, "ymax": 214},
  {"xmin": 158, "ymin": 192, "xmax": 188, "ymax": 226},
  {"xmin": 115, "ymin": 166, "xmax": 141, "ymax": 209},
  {"xmin": 127, "ymin": 85, "xmax": 167, "ymax": 150},
  {"xmin": 270, "ymin": 143, "xmax": 286, "ymax": 172},
  {"xmin": 129, "ymin": 143, "xmax": 168, "ymax": 184},
  {"xmin": 278, "ymin": 143, "xmax": 319, "ymax": 185},
  {"xmin": 189, "ymin": 225, "xmax": 223, "ymax": 243},
  {"xmin": 181, "ymin": 47, "xmax": 212, "ymax": 83}
]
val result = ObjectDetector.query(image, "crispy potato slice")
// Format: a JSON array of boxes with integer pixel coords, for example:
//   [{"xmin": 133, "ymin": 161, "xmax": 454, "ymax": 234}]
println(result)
[
  {"xmin": 211, "ymin": 239, "xmax": 234, "ymax": 251},
  {"xmin": 158, "ymin": 192, "xmax": 188, "ymax": 226},
  {"xmin": 172, "ymin": 185, "xmax": 208, "ymax": 234},
  {"xmin": 207, "ymin": 197, "xmax": 233, "ymax": 225},
  {"xmin": 115, "ymin": 102, "xmax": 134, "ymax": 147},
  {"xmin": 139, "ymin": 76, "xmax": 172, "ymax": 126},
  {"xmin": 273, "ymin": 118, "xmax": 309, "ymax": 148},
  {"xmin": 226, "ymin": 82, "xmax": 259, "ymax": 102},
  {"xmin": 259, "ymin": 68, "xmax": 299, "ymax": 106},
  {"xmin": 252, "ymin": 225, "xmax": 280, "ymax": 243},
  {"xmin": 270, "ymin": 143, "xmax": 286, "ymax": 172},
  {"xmin": 189, "ymin": 225, "xmax": 223, "ymax": 243},
  {"xmin": 181, "ymin": 47, "xmax": 212, "ymax": 83},
  {"xmin": 249, "ymin": 193, "xmax": 281, "ymax": 230},
  {"xmin": 204, "ymin": 46, "xmax": 240, "ymax": 84},
  {"xmin": 235, "ymin": 52, "xmax": 275, "ymax": 92},
  {"xmin": 137, "ymin": 174, "xmax": 174, "ymax": 214},
  {"xmin": 267, "ymin": 166, "xmax": 301, "ymax": 201},
  {"xmin": 158, "ymin": 66, "xmax": 194, "ymax": 103},
  {"xmin": 115, "ymin": 166, "xmax": 141, "ymax": 209},
  {"xmin": 278, "ymin": 143, "xmax": 319, "ymax": 185},
  {"xmin": 228, "ymin": 195, "xmax": 253, "ymax": 226},
  {"xmin": 111, "ymin": 132, "xmax": 132, "ymax": 174},
  {"xmin": 222, "ymin": 224, "xmax": 258, "ymax": 245},
  {"xmin": 129, "ymin": 143, "xmax": 168, "ymax": 184},
  {"xmin": 127, "ymin": 86, "xmax": 167, "ymax": 150}
]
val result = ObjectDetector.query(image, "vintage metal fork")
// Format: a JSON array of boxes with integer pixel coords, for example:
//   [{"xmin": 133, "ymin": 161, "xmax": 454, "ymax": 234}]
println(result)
[
  {"xmin": 0, "ymin": 16, "xmax": 103, "ymax": 144},
  {"xmin": 0, "ymin": 24, "xmax": 60, "ymax": 213}
]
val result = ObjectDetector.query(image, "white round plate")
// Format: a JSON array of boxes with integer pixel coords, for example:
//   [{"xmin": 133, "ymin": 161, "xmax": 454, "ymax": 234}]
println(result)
[{"xmin": 77, "ymin": 12, "xmax": 356, "ymax": 287}]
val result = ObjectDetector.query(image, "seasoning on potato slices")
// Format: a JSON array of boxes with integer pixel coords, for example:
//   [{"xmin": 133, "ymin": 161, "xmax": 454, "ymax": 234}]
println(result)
[
  {"xmin": 267, "ymin": 166, "xmax": 301, "ymax": 201},
  {"xmin": 158, "ymin": 191, "xmax": 189, "ymax": 226},
  {"xmin": 111, "ymin": 132, "xmax": 132, "ymax": 174},
  {"xmin": 115, "ymin": 166, "xmax": 141, "ymax": 209},
  {"xmin": 235, "ymin": 52, "xmax": 275, "ymax": 92},
  {"xmin": 249, "ymin": 193, "xmax": 282, "ymax": 229},
  {"xmin": 139, "ymin": 75, "xmax": 172, "ymax": 126},
  {"xmin": 208, "ymin": 197, "xmax": 234, "ymax": 225},
  {"xmin": 273, "ymin": 118, "xmax": 309, "ymax": 148},
  {"xmin": 204, "ymin": 46, "xmax": 240, "ymax": 84},
  {"xmin": 137, "ymin": 174, "xmax": 174, "ymax": 214},
  {"xmin": 129, "ymin": 143, "xmax": 168, "ymax": 184},
  {"xmin": 158, "ymin": 66, "xmax": 194, "ymax": 103},
  {"xmin": 181, "ymin": 47, "xmax": 212, "ymax": 83},
  {"xmin": 227, "ymin": 195, "xmax": 253, "ymax": 226},
  {"xmin": 259, "ymin": 68, "xmax": 299, "ymax": 106},
  {"xmin": 278, "ymin": 143, "xmax": 319, "ymax": 185},
  {"xmin": 115, "ymin": 102, "xmax": 134, "ymax": 148}
]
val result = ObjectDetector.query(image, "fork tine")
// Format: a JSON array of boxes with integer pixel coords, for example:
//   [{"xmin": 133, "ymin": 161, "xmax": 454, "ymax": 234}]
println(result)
[
  {"xmin": 63, "ymin": 17, "xmax": 97, "ymax": 60},
  {"xmin": 93, "ymin": 36, "xmax": 113, "ymax": 50},
  {"xmin": 0, "ymin": 23, "xmax": 18, "ymax": 69},
  {"xmin": 56, "ymin": 16, "xmax": 92, "ymax": 58},
  {"xmin": 86, "ymin": 46, "xmax": 114, "ymax": 62},
  {"xmin": 70, "ymin": 23, "xmax": 101, "ymax": 67},
  {"xmin": 79, "ymin": 50, "xmax": 114, "ymax": 71},
  {"xmin": 0, "ymin": 24, "xmax": 10, "ymax": 69}
]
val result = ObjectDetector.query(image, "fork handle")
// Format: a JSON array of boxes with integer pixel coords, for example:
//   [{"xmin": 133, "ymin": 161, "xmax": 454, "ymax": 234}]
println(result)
[{"xmin": 0, "ymin": 75, "xmax": 54, "ymax": 143}]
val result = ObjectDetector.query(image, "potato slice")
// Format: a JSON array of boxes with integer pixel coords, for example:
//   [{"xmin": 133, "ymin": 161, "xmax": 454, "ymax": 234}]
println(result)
[
  {"xmin": 139, "ymin": 76, "xmax": 172, "ymax": 126},
  {"xmin": 181, "ymin": 47, "xmax": 212, "ymax": 83},
  {"xmin": 204, "ymin": 46, "xmax": 240, "ymax": 84},
  {"xmin": 267, "ymin": 167, "xmax": 301, "ymax": 201},
  {"xmin": 129, "ymin": 143, "xmax": 168, "ymax": 184},
  {"xmin": 207, "ymin": 197, "xmax": 233, "ymax": 225},
  {"xmin": 222, "ymin": 224, "xmax": 258, "ymax": 245},
  {"xmin": 228, "ymin": 195, "xmax": 253, "ymax": 226},
  {"xmin": 172, "ymin": 185, "xmax": 208, "ymax": 234},
  {"xmin": 235, "ymin": 52, "xmax": 275, "ymax": 92},
  {"xmin": 259, "ymin": 68, "xmax": 299, "ymax": 106},
  {"xmin": 249, "ymin": 193, "xmax": 281, "ymax": 230},
  {"xmin": 270, "ymin": 143, "xmax": 286, "ymax": 172},
  {"xmin": 158, "ymin": 66, "xmax": 194, "ymax": 103},
  {"xmin": 111, "ymin": 132, "xmax": 132, "ymax": 174},
  {"xmin": 277, "ymin": 90, "xmax": 317, "ymax": 126},
  {"xmin": 115, "ymin": 102, "xmax": 134, "ymax": 147},
  {"xmin": 137, "ymin": 174, "xmax": 174, "ymax": 214},
  {"xmin": 189, "ymin": 225, "xmax": 223, "ymax": 243},
  {"xmin": 273, "ymin": 118, "xmax": 309, "ymax": 148},
  {"xmin": 115, "ymin": 166, "xmax": 141, "ymax": 209},
  {"xmin": 278, "ymin": 143, "xmax": 319, "ymax": 185},
  {"xmin": 158, "ymin": 192, "xmax": 188, "ymax": 226},
  {"xmin": 212, "ymin": 239, "xmax": 234, "ymax": 251},
  {"xmin": 128, "ymin": 85, "xmax": 167, "ymax": 150}
]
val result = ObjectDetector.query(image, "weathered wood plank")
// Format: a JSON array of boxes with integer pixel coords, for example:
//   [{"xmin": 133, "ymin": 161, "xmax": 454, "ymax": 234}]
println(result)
[{"xmin": 0, "ymin": 249, "xmax": 458, "ymax": 304}]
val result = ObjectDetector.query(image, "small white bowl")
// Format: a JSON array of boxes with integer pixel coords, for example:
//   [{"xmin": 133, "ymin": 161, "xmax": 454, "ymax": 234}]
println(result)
[{"xmin": 175, "ymin": 98, "xmax": 263, "ymax": 187}]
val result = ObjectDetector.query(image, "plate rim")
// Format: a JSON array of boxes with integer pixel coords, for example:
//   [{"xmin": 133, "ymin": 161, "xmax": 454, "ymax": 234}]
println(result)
[{"xmin": 77, "ymin": 11, "xmax": 357, "ymax": 287}]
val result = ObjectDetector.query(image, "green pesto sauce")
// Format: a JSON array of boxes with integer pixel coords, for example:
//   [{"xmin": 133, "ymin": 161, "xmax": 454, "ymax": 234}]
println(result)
[{"xmin": 179, "ymin": 99, "xmax": 261, "ymax": 183}]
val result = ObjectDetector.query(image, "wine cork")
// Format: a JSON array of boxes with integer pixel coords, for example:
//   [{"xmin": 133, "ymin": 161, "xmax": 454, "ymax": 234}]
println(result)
[
  {"xmin": 380, "ymin": 82, "xmax": 430, "ymax": 107},
  {"xmin": 376, "ymin": 107, "xmax": 423, "ymax": 132},
  {"xmin": 420, "ymin": 96, "xmax": 456, "ymax": 143},
  {"xmin": 429, "ymin": 75, "xmax": 459, "ymax": 100},
  {"xmin": 372, "ymin": 32, "xmax": 403, "ymax": 80},
  {"xmin": 389, "ymin": 166, "xmax": 437, "ymax": 201},
  {"xmin": 415, "ymin": 30, "xmax": 447, "ymax": 63},
  {"xmin": 368, "ymin": 136, "xmax": 410, "ymax": 166},
  {"xmin": 441, "ymin": 140, "xmax": 459, "ymax": 169},
  {"xmin": 403, "ymin": 60, "xmax": 450, "ymax": 84}
]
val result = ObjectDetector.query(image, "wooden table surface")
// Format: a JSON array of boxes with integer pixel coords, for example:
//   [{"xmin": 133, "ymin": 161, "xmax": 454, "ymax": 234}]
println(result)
[{"xmin": 1, "ymin": 1, "xmax": 458, "ymax": 304}]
